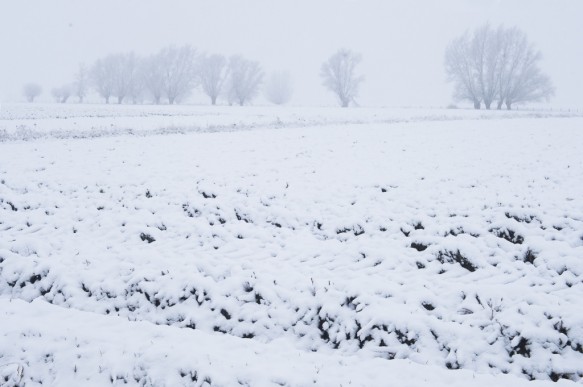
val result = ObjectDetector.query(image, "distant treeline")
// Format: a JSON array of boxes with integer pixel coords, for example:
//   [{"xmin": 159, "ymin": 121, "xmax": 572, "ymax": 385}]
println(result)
[{"xmin": 23, "ymin": 24, "xmax": 554, "ymax": 109}]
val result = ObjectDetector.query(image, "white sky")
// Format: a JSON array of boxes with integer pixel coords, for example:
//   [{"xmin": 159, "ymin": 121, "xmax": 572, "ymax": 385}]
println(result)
[{"xmin": 1, "ymin": 0, "xmax": 582, "ymax": 108}]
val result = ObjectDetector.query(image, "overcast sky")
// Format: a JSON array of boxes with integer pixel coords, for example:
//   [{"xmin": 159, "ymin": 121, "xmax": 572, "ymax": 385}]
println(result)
[{"xmin": 1, "ymin": 0, "xmax": 582, "ymax": 108}]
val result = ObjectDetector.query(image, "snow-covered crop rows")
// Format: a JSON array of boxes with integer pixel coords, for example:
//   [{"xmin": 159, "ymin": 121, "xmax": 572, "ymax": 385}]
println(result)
[{"xmin": 0, "ymin": 104, "xmax": 582, "ymax": 386}]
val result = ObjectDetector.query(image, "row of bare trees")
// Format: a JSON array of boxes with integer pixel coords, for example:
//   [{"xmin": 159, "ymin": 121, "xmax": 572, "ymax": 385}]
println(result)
[
  {"xmin": 21, "ymin": 47, "xmax": 367, "ymax": 108},
  {"xmin": 23, "ymin": 65, "xmax": 91, "ymax": 104},
  {"xmin": 22, "ymin": 25, "xmax": 554, "ymax": 109},
  {"xmin": 445, "ymin": 24, "xmax": 554, "ymax": 110},
  {"xmin": 23, "ymin": 45, "xmax": 294, "ymax": 106},
  {"xmin": 89, "ymin": 46, "xmax": 272, "ymax": 105}
]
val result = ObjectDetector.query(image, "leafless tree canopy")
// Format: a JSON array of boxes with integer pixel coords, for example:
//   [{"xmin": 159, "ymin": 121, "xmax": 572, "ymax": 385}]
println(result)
[
  {"xmin": 23, "ymin": 83, "xmax": 42, "ymax": 103},
  {"xmin": 110, "ymin": 52, "xmax": 140, "ymax": 105},
  {"xmin": 89, "ymin": 46, "xmax": 197, "ymax": 105},
  {"xmin": 226, "ymin": 56, "xmax": 264, "ymax": 106},
  {"xmin": 51, "ymin": 85, "xmax": 72, "ymax": 103},
  {"xmin": 91, "ymin": 56, "xmax": 116, "ymax": 104},
  {"xmin": 74, "ymin": 63, "xmax": 89, "ymax": 103},
  {"xmin": 143, "ymin": 54, "xmax": 166, "ymax": 105},
  {"xmin": 127, "ymin": 60, "xmax": 146, "ymax": 105},
  {"xmin": 158, "ymin": 45, "xmax": 199, "ymax": 105},
  {"xmin": 321, "ymin": 49, "xmax": 364, "ymax": 108},
  {"xmin": 264, "ymin": 71, "xmax": 293, "ymax": 105},
  {"xmin": 445, "ymin": 34, "xmax": 482, "ymax": 109},
  {"xmin": 445, "ymin": 24, "xmax": 554, "ymax": 110},
  {"xmin": 200, "ymin": 54, "xmax": 228, "ymax": 105}
]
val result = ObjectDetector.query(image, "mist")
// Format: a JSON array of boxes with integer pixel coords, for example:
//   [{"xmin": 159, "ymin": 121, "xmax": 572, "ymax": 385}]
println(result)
[
  {"xmin": 1, "ymin": 0, "xmax": 582, "ymax": 108},
  {"xmin": 2, "ymin": 1, "xmax": 583, "ymax": 384}
]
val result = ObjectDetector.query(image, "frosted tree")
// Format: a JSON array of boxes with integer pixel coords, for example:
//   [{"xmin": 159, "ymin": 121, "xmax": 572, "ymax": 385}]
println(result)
[
  {"xmin": 226, "ymin": 55, "xmax": 264, "ymax": 106},
  {"xmin": 495, "ymin": 27, "xmax": 554, "ymax": 110},
  {"xmin": 23, "ymin": 83, "xmax": 42, "ymax": 102},
  {"xmin": 200, "ymin": 54, "xmax": 228, "ymax": 105},
  {"xmin": 51, "ymin": 85, "xmax": 72, "ymax": 103},
  {"xmin": 74, "ymin": 63, "xmax": 89, "ymax": 103},
  {"xmin": 264, "ymin": 71, "xmax": 293, "ymax": 105},
  {"xmin": 445, "ymin": 24, "xmax": 553, "ymax": 110},
  {"xmin": 127, "ymin": 60, "xmax": 146, "ymax": 104},
  {"xmin": 320, "ymin": 49, "xmax": 364, "ymax": 108},
  {"xmin": 446, "ymin": 25, "xmax": 507, "ymax": 109},
  {"xmin": 143, "ymin": 54, "xmax": 165, "ymax": 104},
  {"xmin": 91, "ymin": 52, "xmax": 147, "ymax": 104},
  {"xmin": 95, "ymin": 52, "xmax": 140, "ymax": 104},
  {"xmin": 91, "ymin": 56, "xmax": 116, "ymax": 104},
  {"xmin": 158, "ymin": 45, "xmax": 199, "ymax": 104},
  {"xmin": 472, "ymin": 24, "xmax": 503, "ymax": 110},
  {"xmin": 111, "ymin": 52, "xmax": 137, "ymax": 104},
  {"xmin": 445, "ymin": 33, "xmax": 482, "ymax": 109}
]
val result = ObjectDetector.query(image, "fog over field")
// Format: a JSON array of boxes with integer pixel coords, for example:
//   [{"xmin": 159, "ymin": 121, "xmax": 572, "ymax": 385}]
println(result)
[
  {"xmin": 1, "ymin": 0, "xmax": 582, "ymax": 108},
  {"xmin": 1, "ymin": 2, "xmax": 583, "ymax": 386}
]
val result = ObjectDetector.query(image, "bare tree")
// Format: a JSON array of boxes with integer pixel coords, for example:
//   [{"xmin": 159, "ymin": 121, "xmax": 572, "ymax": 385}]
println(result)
[
  {"xmin": 446, "ymin": 24, "xmax": 554, "ymax": 110},
  {"xmin": 157, "ymin": 45, "xmax": 198, "ymax": 104},
  {"xmin": 226, "ymin": 55, "xmax": 264, "ymax": 106},
  {"xmin": 91, "ymin": 56, "xmax": 116, "ymax": 104},
  {"xmin": 264, "ymin": 71, "xmax": 293, "ymax": 105},
  {"xmin": 51, "ymin": 88, "xmax": 60, "ymax": 103},
  {"xmin": 111, "ymin": 52, "xmax": 141, "ymax": 104},
  {"xmin": 128, "ymin": 60, "xmax": 147, "ymax": 104},
  {"xmin": 111, "ymin": 54, "xmax": 130, "ymax": 104},
  {"xmin": 51, "ymin": 85, "xmax": 72, "ymax": 103},
  {"xmin": 143, "ymin": 54, "xmax": 165, "ymax": 104},
  {"xmin": 90, "ymin": 53, "xmax": 144, "ymax": 104},
  {"xmin": 472, "ymin": 24, "xmax": 503, "ymax": 110},
  {"xmin": 320, "ymin": 49, "xmax": 364, "ymax": 108},
  {"xmin": 503, "ymin": 69, "xmax": 553, "ymax": 110},
  {"xmin": 445, "ymin": 33, "xmax": 482, "ymax": 109},
  {"xmin": 199, "ymin": 54, "xmax": 228, "ymax": 105},
  {"xmin": 74, "ymin": 63, "xmax": 89, "ymax": 103},
  {"xmin": 496, "ymin": 27, "xmax": 554, "ymax": 110},
  {"xmin": 23, "ymin": 83, "xmax": 42, "ymax": 102}
]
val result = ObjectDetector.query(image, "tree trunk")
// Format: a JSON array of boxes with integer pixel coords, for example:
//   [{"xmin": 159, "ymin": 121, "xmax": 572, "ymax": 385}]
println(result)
[
  {"xmin": 506, "ymin": 101, "xmax": 512, "ymax": 110},
  {"xmin": 117, "ymin": 96, "xmax": 123, "ymax": 104},
  {"xmin": 105, "ymin": 96, "xmax": 110, "ymax": 104},
  {"xmin": 497, "ymin": 101, "xmax": 503, "ymax": 110},
  {"xmin": 154, "ymin": 96, "xmax": 160, "ymax": 105},
  {"xmin": 211, "ymin": 96, "xmax": 217, "ymax": 105},
  {"xmin": 169, "ymin": 97, "xmax": 175, "ymax": 105},
  {"xmin": 473, "ymin": 100, "xmax": 481, "ymax": 109},
  {"xmin": 484, "ymin": 101, "xmax": 491, "ymax": 110}
]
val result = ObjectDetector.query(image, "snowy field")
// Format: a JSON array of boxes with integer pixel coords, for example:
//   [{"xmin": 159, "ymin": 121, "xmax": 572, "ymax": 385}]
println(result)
[
  {"xmin": 0, "ymin": 104, "xmax": 582, "ymax": 386},
  {"xmin": 0, "ymin": 103, "xmax": 577, "ymax": 142}
]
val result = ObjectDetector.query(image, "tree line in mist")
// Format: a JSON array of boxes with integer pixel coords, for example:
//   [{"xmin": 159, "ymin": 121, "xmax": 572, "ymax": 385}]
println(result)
[
  {"xmin": 22, "ymin": 24, "xmax": 554, "ymax": 109},
  {"xmin": 24, "ymin": 47, "xmax": 292, "ymax": 106}
]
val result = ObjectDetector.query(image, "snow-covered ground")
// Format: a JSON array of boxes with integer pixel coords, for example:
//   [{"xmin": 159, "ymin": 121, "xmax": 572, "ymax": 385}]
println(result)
[
  {"xmin": 0, "ymin": 103, "xmax": 578, "ymax": 142},
  {"xmin": 0, "ymin": 104, "xmax": 582, "ymax": 386}
]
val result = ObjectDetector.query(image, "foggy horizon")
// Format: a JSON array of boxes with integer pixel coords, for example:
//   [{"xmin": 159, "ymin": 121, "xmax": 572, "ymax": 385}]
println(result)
[
  {"xmin": 1, "ymin": 0, "xmax": 582, "ymax": 108},
  {"xmin": 2, "ymin": 2, "xmax": 583, "ymax": 384}
]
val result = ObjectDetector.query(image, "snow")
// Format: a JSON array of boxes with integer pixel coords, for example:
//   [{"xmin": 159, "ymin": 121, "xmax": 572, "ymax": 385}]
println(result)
[
  {"xmin": 0, "ymin": 103, "xmax": 582, "ymax": 385},
  {"xmin": 0, "ymin": 103, "xmax": 578, "ymax": 142},
  {"xmin": 0, "ymin": 297, "xmax": 578, "ymax": 387}
]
